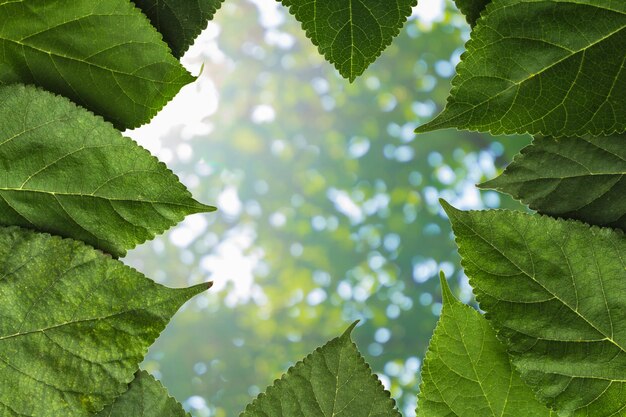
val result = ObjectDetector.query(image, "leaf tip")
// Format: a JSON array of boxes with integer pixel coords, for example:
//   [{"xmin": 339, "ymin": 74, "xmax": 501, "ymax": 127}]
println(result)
[
  {"xmin": 439, "ymin": 198, "xmax": 458, "ymax": 216},
  {"xmin": 342, "ymin": 320, "xmax": 360, "ymax": 338},
  {"xmin": 439, "ymin": 271, "xmax": 456, "ymax": 307},
  {"xmin": 197, "ymin": 202, "xmax": 218, "ymax": 214},
  {"xmin": 187, "ymin": 281, "xmax": 213, "ymax": 296},
  {"xmin": 415, "ymin": 117, "xmax": 445, "ymax": 134},
  {"xmin": 414, "ymin": 124, "xmax": 432, "ymax": 134}
]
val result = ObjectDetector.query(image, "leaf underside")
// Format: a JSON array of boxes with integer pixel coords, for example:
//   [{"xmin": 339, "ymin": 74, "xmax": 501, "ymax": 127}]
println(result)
[
  {"xmin": 132, "ymin": 0, "xmax": 225, "ymax": 58},
  {"xmin": 0, "ymin": 84, "xmax": 214, "ymax": 258},
  {"xmin": 280, "ymin": 0, "xmax": 417, "ymax": 82},
  {"xmin": 240, "ymin": 323, "xmax": 400, "ymax": 417},
  {"xmin": 481, "ymin": 135, "xmax": 626, "ymax": 232},
  {"xmin": 417, "ymin": 273, "xmax": 552, "ymax": 417},
  {"xmin": 0, "ymin": 226, "xmax": 209, "ymax": 416},
  {"xmin": 95, "ymin": 371, "xmax": 190, "ymax": 417},
  {"xmin": 417, "ymin": 0, "xmax": 626, "ymax": 137},
  {"xmin": 453, "ymin": 0, "xmax": 491, "ymax": 26},
  {"xmin": 0, "ymin": 0, "xmax": 194, "ymax": 130},
  {"xmin": 443, "ymin": 201, "xmax": 626, "ymax": 416}
]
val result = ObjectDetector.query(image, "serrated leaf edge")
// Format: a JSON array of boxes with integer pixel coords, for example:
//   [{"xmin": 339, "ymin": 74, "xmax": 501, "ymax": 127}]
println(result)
[
  {"xmin": 240, "ymin": 321, "xmax": 401, "ymax": 416},
  {"xmin": 2, "ymin": 84, "xmax": 215, "ymax": 257},
  {"xmin": 279, "ymin": 0, "xmax": 417, "ymax": 82},
  {"xmin": 125, "ymin": 0, "xmax": 197, "ymax": 129}
]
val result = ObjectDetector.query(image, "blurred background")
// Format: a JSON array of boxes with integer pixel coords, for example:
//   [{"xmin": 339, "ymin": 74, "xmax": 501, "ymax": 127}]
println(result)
[{"xmin": 124, "ymin": 1, "xmax": 529, "ymax": 416}]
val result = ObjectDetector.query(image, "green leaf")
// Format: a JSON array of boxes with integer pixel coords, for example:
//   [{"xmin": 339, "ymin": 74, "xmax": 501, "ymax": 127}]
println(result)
[
  {"xmin": 453, "ymin": 0, "xmax": 490, "ymax": 26},
  {"xmin": 0, "ymin": 226, "xmax": 209, "ymax": 416},
  {"xmin": 96, "ymin": 371, "xmax": 190, "ymax": 416},
  {"xmin": 0, "ymin": 0, "xmax": 194, "ymax": 130},
  {"xmin": 240, "ymin": 322, "xmax": 400, "ymax": 417},
  {"xmin": 417, "ymin": 0, "xmax": 626, "ymax": 137},
  {"xmin": 132, "ymin": 0, "xmax": 225, "ymax": 58},
  {"xmin": 0, "ymin": 84, "xmax": 214, "ymax": 258},
  {"xmin": 480, "ymin": 135, "xmax": 626, "ymax": 232},
  {"xmin": 442, "ymin": 200, "xmax": 626, "ymax": 416},
  {"xmin": 280, "ymin": 0, "xmax": 417, "ymax": 82},
  {"xmin": 417, "ymin": 273, "xmax": 552, "ymax": 417}
]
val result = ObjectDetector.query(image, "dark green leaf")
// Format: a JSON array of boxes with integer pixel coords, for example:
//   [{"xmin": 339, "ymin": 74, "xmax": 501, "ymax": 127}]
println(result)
[
  {"xmin": 132, "ymin": 0, "xmax": 225, "ymax": 58},
  {"xmin": 280, "ymin": 0, "xmax": 417, "ymax": 82},
  {"xmin": 454, "ymin": 0, "xmax": 490, "ymax": 26},
  {"xmin": 0, "ymin": 226, "xmax": 209, "ymax": 416},
  {"xmin": 96, "ymin": 371, "xmax": 190, "ymax": 416},
  {"xmin": 417, "ymin": 0, "xmax": 626, "ymax": 137},
  {"xmin": 0, "ymin": 84, "xmax": 214, "ymax": 258},
  {"xmin": 442, "ymin": 200, "xmax": 626, "ymax": 416},
  {"xmin": 417, "ymin": 273, "xmax": 553, "ymax": 417},
  {"xmin": 480, "ymin": 135, "xmax": 626, "ymax": 231},
  {"xmin": 241, "ymin": 322, "xmax": 400, "ymax": 417},
  {"xmin": 0, "ymin": 0, "xmax": 194, "ymax": 129}
]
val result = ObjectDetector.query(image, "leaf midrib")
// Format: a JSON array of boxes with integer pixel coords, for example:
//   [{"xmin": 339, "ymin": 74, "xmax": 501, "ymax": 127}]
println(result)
[
  {"xmin": 2, "ymin": 37, "xmax": 181, "ymax": 88},
  {"xmin": 0, "ymin": 295, "xmax": 183, "ymax": 342},
  {"xmin": 0, "ymin": 310, "xmax": 148, "ymax": 341},
  {"xmin": 0, "ymin": 188, "xmax": 202, "ymax": 210}
]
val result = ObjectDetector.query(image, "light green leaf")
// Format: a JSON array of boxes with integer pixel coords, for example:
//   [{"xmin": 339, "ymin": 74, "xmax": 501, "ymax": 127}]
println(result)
[
  {"xmin": 0, "ymin": 0, "xmax": 194, "ymax": 130},
  {"xmin": 453, "ymin": 0, "xmax": 490, "ymax": 26},
  {"xmin": 240, "ymin": 322, "xmax": 400, "ymax": 417},
  {"xmin": 0, "ymin": 226, "xmax": 210, "ymax": 416},
  {"xmin": 96, "ymin": 371, "xmax": 190, "ymax": 417},
  {"xmin": 417, "ymin": 272, "xmax": 553, "ymax": 417},
  {"xmin": 442, "ymin": 200, "xmax": 626, "ymax": 416},
  {"xmin": 417, "ymin": 0, "xmax": 626, "ymax": 137},
  {"xmin": 480, "ymin": 135, "xmax": 626, "ymax": 232},
  {"xmin": 132, "ymin": 0, "xmax": 225, "ymax": 58},
  {"xmin": 280, "ymin": 0, "xmax": 417, "ymax": 82},
  {"xmin": 0, "ymin": 84, "xmax": 214, "ymax": 258}
]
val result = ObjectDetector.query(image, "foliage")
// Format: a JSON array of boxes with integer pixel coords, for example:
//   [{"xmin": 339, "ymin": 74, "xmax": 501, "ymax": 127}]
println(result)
[
  {"xmin": 0, "ymin": 84, "xmax": 214, "ymax": 257},
  {"xmin": 241, "ymin": 323, "xmax": 399, "ymax": 417},
  {"xmin": 0, "ymin": 0, "xmax": 194, "ymax": 130},
  {"xmin": 0, "ymin": 0, "xmax": 419, "ymax": 414},
  {"xmin": 417, "ymin": 0, "xmax": 626, "ymax": 136},
  {"xmin": 0, "ymin": 226, "xmax": 208, "ymax": 415},
  {"xmin": 410, "ymin": 0, "xmax": 626, "ymax": 414},
  {"xmin": 443, "ymin": 201, "xmax": 626, "ymax": 415},
  {"xmin": 280, "ymin": 0, "xmax": 417, "ymax": 81},
  {"xmin": 481, "ymin": 135, "xmax": 626, "ymax": 231},
  {"xmin": 132, "ymin": 6, "xmax": 522, "ymax": 414},
  {"xmin": 1, "ymin": 0, "xmax": 624, "ymax": 416},
  {"xmin": 417, "ymin": 273, "xmax": 553, "ymax": 417}
]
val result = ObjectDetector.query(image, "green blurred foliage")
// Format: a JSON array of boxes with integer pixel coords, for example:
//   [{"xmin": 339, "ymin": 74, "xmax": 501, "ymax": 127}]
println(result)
[{"xmin": 125, "ymin": 1, "xmax": 530, "ymax": 416}]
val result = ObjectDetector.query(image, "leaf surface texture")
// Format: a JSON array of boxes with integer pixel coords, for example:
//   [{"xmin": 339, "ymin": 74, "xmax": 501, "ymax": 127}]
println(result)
[
  {"xmin": 240, "ymin": 323, "xmax": 400, "ymax": 417},
  {"xmin": 0, "ymin": 0, "xmax": 194, "ymax": 129},
  {"xmin": 0, "ymin": 226, "xmax": 208, "ymax": 416},
  {"xmin": 443, "ymin": 201, "xmax": 626, "ymax": 416},
  {"xmin": 417, "ymin": 0, "xmax": 626, "ymax": 136},
  {"xmin": 132, "ymin": 0, "xmax": 225, "ymax": 57},
  {"xmin": 417, "ymin": 273, "xmax": 552, "ymax": 417},
  {"xmin": 280, "ymin": 0, "xmax": 417, "ymax": 81},
  {"xmin": 481, "ymin": 135, "xmax": 626, "ymax": 231},
  {"xmin": 96, "ymin": 371, "xmax": 190, "ymax": 416},
  {"xmin": 0, "ymin": 85, "xmax": 214, "ymax": 258}
]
